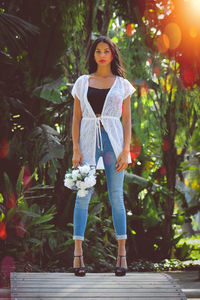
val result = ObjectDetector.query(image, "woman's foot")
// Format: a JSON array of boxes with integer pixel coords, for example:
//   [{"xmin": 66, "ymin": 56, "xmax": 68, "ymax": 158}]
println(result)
[
  {"xmin": 115, "ymin": 255, "xmax": 127, "ymax": 276},
  {"xmin": 73, "ymin": 255, "xmax": 87, "ymax": 276}
]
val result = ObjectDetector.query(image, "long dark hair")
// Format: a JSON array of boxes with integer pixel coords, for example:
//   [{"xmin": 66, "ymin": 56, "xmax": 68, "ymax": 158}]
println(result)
[{"xmin": 87, "ymin": 36, "xmax": 125, "ymax": 78}]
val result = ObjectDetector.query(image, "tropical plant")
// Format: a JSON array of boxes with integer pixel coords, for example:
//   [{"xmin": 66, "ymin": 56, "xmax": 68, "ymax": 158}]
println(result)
[
  {"xmin": 0, "ymin": 167, "xmax": 76, "ymax": 272},
  {"xmin": 107, "ymin": 3, "xmax": 200, "ymax": 259}
]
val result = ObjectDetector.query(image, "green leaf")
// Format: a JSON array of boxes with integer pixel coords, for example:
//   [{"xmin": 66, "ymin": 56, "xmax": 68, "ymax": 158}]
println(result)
[
  {"xmin": 143, "ymin": 195, "xmax": 159, "ymax": 226},
  {"xmin": 61, "ymin": 238, "xmax": 74, "ymax": 246},
  {"xmin": 131, "ymin": 229, "xmax": 136, "ymax": 235},
  {"xmin": 0, "ymin": 193, "xmax": 4, "ymax": 203},
  {"xmin": 23, "ymin": 194, "xmax": 48, "ymax": 200},
  {"xmin": 31, "ymin": 124, "xmax": 64, "ymax": 166},
  {"xmin": 5, "ymin": 207, "xmax": 16, "ymax": 224},
  {"xmin": 35, "ymin": 224, "xmax": 55, "ymax": 230},
  {"xmin": 16, "ymin": 166, "xmax": 24, "ymax": 197},
  {"xmin": 16, "ymin": 209, "xmax": 41, "ymax": 218},
  {"xmin": 29, "ymin": 214, "xmax": 54, "ymax": 226},
  {"xmin": 3, "ymin": 172, "xmax": 13, "ymax": 194},
  {"xmin": 23, "ymin": 184, "xmax": 54, "ymax": 192},
  {"xmin": 48, "ymin": 237, "xmax": 57, "ymax": 250},
  {"xmin": 32, "ymin": 77, "xmax": 67, "ymax": 103},
  {"xmin": 28, "ymin": 238, "xmax": 43, "ymax": 245},
  {"xmin": 0, "ymin": 212, "xmax": 5, "ymax": 222}
]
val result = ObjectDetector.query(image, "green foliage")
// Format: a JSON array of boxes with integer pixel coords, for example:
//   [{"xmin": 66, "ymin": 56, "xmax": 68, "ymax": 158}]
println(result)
[
  {"xmin": 0, "ymin": 11, "xmax": 39, "ymax": 57},
  {"xmin": 30, "ymin": 124, "xmax": 65, "ymax": 181},
  {"xmin": 108, "ymin": 11, "xmax": 200, "ymax": 260},
  {"xmin": 129, "ymin": 258, "xmax": 200, "ymax": 272},
  {"xmin": 0, "ymin": 171, "xmax": 74, "ymax": 272},
  {"xmin": 175, "ymin": 234, "xmax": 200, "ymax": 260},
  {"xmin": 83, "ymin": 192, "xmax": 117, "ymax": 272},
  {"xmin": 143, "ymin": 195, "xmax": 159, "ymax": 227},
  {"xmin": 32, "ymin": 76, "xmax": 69, "ymax": 103}
]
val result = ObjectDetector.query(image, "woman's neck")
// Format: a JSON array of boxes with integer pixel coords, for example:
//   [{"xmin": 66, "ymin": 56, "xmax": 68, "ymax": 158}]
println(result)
[{"xmin": 95, "ymin": 66, "xmax": 113, "ymax": 78}]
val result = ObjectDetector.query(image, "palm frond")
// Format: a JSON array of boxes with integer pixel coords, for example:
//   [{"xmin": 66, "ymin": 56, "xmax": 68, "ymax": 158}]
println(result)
[
  {"xmin": 0, "ymin": 12, "xmax": 39, "ymax": 55},
  {"xmin": 31, "ymin": 124, "xmax": 65, "ymax": 166},
  {"xmin": 124, "ymin": 171, "xmax": 169, "ymax": 195},
  {"xmin": 33, "ymin": 77, "xmax": 70, "ymax": 103}
]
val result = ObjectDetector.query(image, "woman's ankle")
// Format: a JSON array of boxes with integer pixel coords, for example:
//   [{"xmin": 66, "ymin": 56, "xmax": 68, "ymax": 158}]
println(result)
[
  {"xmin": 74, "ymin": 251, "xmax": 83, "ymax": 256},
  {"xmin": 117, "ymin": 250, "xmax": 126, "ymax": 255},
  {"xmin": 117, "ymin": 249, "xmax": 126, "ymax": 256},
  {"xmin": 73, "ymin": 255, "xmax": 85, "ymax": 268},
  {"xmin": 116, "ymin": 255, "xmax": 127, "ymax": 268}
]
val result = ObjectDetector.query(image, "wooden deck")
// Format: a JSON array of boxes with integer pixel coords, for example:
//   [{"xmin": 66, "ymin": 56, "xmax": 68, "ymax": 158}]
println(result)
[{"xmin": 10, "ymin": 272, "xmax": 187, "ymax": 300}]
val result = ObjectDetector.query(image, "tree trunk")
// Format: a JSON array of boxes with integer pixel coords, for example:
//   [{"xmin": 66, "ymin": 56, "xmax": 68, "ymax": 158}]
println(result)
[
  {"xmin": 100, "ymin": 0, "xmax": 112, "ymax": 35},
  {"xmin": 161, "ymin": 101, "xmax": 177, "ymax": 258}
]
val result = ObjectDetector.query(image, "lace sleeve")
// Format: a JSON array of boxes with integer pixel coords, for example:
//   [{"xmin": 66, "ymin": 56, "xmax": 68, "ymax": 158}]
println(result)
[
  {"xmin": 123, "ymin": 79, "xmax": 136, "ymax": 100},
  {"xmin": 71, "ymin": 76, "xmax": 83, "ymax": 100}
]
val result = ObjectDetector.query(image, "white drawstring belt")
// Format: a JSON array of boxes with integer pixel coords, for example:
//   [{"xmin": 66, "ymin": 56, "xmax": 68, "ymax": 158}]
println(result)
[
  {"xmin": 96, "ymin": 117, "xmax": 103, "ymax": 151},
  {"xmin": 82, "ymin": 116, "xmax": 119, "ymax": 152}
]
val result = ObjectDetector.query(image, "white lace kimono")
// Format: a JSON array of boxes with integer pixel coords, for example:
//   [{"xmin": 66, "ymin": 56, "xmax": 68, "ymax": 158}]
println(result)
[{"xmin": 71, "ymin": 74, "xmax": 136, "ymax": 169}]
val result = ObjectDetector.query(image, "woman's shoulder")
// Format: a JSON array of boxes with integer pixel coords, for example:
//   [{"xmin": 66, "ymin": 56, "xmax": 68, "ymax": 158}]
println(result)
[
  {"xmin": 72, "ymin": 74, "xmax": 88, "ymax": 89},
  {"xmin": 117, "ymin": 76, "xmax": 136, "ymax": 97},
  {"xmin": 75, "ymin": 74, "xmax": 88, "ymax": 82},
  {"xmin": 117, "ymin": 76, "xmax": 130, "ymax": 83},
  {"xmin": 71, "ymin": 75, "xmax": 88, "ymax": 99},
  {"xmin": 117, "ymin": 76, "xmax": 132, "ymax": 86}
]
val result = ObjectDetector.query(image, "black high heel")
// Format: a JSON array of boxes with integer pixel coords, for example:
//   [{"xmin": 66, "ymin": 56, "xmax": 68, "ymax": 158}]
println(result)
[
  {"xmin": 73, "ymin": 255, "xmax": 87, "ymax": 276},
  {"xmin": 115, "ymin": 255, "xmax": 127, "ymax": 276}
]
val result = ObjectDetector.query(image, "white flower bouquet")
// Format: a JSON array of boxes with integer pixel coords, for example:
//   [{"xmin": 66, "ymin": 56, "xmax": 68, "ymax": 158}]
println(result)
[{"xmin": 64, "ymin": 164, "xmax": 96, "ymax": 197}]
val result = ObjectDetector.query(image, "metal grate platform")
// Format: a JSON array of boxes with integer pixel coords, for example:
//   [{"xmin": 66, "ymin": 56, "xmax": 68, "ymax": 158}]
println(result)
[{"xmin": 10, "ymin": 272, "xmax": 187, "ymax": 299}]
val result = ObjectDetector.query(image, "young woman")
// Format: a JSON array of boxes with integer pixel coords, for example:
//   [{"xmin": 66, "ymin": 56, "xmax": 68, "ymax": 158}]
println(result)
[{"xmin": 71, "ymin": 36, "xmax": 136, "ymax": 276}]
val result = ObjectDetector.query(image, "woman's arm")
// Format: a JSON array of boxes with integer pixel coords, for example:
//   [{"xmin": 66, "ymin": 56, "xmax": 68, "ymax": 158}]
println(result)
[
  {"xmin": 115, "ymin": 96, "xmax": 131, "ymax": 172},
  {"xmin": 72, "ymin": 96, "xmax": 82, "ymax": 168},
  {"xmin": 122, "ymin": 96, "xmax": 132, "ymax": 153}
]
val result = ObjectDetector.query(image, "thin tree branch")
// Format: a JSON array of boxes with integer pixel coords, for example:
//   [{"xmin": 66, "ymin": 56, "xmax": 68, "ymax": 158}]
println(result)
[{"xmin": 179, "ymin": 109, "xmax": 198, "ymax": 162}]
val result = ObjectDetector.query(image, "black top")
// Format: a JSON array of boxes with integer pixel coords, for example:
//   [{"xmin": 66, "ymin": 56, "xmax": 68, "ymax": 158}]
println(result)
[{"xmin": 87, "ymin": 86, "xmax": 110, "ymax": 115}]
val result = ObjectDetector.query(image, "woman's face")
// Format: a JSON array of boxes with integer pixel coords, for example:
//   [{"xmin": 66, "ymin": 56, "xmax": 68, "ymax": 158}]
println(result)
[{"xmin": 94, "ymin": 42, "xmax": 113, "ymax": 66}]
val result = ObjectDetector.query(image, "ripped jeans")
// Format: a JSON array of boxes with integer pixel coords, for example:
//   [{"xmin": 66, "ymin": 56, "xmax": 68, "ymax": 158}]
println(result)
[{"xmin": 73, "ymin": 127, "xmax": 127, "ymax": 241}]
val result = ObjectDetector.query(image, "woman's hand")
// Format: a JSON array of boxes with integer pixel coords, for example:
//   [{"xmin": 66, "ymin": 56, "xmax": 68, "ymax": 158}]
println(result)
[
  {"xmin": 115, "ymin": 151, "xmax": 129, "ymax": 172},
  {"xmin": 72, "ymin": 148, "xmax": 82, "ymax": 168}
]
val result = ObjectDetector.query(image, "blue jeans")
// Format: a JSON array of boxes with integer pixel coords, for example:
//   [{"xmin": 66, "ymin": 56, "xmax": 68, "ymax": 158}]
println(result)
[{"xmin": 73, "ymin": 127, "xmax": 127, "ymax": 241}]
